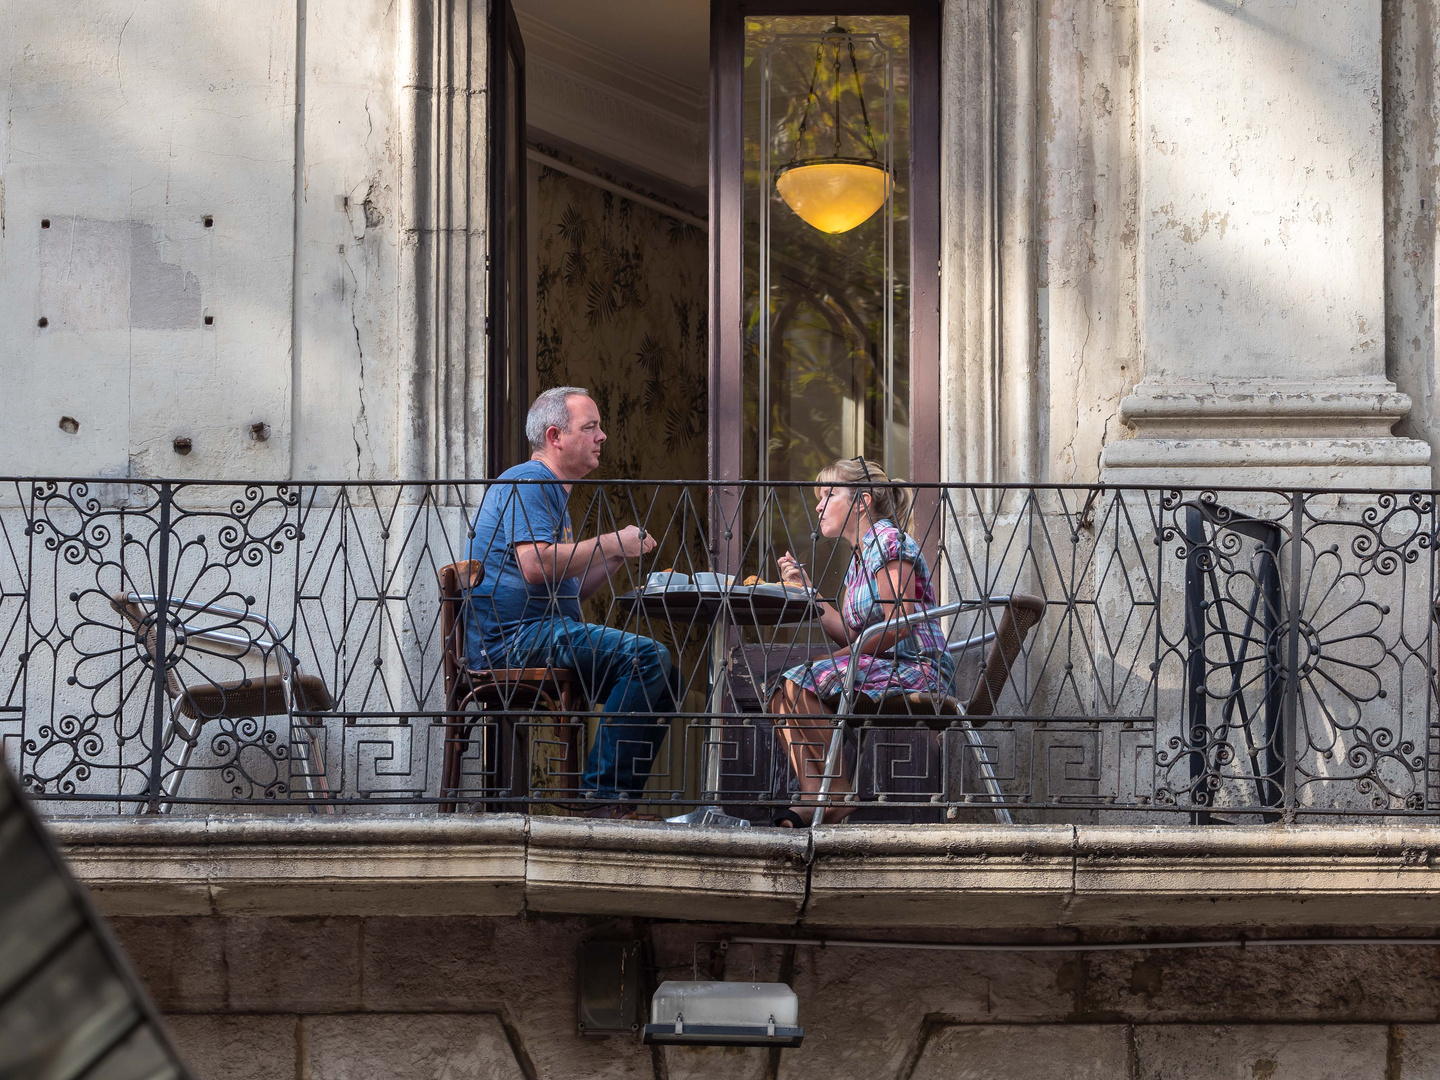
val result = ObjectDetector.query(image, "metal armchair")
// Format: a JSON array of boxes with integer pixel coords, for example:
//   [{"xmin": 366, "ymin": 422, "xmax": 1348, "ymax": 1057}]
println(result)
[
  {"xmin": 812, "ymin": 594, "xmax": 1046, "ymax": 826},
  {"xmin": 108, "ymin": 592, "xmax": 333, "ymax": 809}
]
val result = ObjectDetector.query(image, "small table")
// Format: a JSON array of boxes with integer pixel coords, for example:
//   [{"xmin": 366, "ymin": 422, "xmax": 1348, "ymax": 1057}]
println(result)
[
  {"xmin": 612, "ymin": 585, "xmax": 818, "ymax": 629},
  {"xmin": 612, "ymin": 585, "xmax": 821, "ymax": 794}
]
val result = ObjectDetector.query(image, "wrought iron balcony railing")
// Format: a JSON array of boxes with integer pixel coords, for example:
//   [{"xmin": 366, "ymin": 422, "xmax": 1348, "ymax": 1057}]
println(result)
[{"xmin": 1, "ymin": 477, "xmax": 1435, "ymax": 822}]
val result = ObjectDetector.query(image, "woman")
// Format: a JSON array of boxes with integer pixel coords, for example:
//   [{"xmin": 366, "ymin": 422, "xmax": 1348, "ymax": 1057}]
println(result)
[{"xmin": 769, "ymin": 457, "xmax": 952, "ymax": 825}]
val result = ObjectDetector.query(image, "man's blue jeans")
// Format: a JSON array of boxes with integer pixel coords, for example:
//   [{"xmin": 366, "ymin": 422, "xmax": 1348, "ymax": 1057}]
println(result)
[{"xmin": 504, "ymin": 618, "xmax": 674, "ymax": 800}]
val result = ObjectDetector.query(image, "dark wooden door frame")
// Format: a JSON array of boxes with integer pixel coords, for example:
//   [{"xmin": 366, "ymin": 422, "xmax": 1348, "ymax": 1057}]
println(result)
[
  {"xmin": 708, "ymin": 0, "xmax": 942, "ymax": 494},
  {"xmin": 487, "ymin": 0, "xmax": 529, "ymax": 476}
]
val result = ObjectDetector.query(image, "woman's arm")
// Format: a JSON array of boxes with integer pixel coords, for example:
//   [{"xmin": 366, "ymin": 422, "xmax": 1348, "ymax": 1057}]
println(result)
[
  {"xmin": 777, "ymin": 551, "xmax": 851, "ymax": 646},
  {"xmin": 849, "ymin": 558, "xmax": 922, "ymax": 656},
  {"xmin": 777, "ymin": 553, "xmax": 922, "ymax": 653},
  {"xmin": 811, "ymin": 595, "xmax": 853, "ymax": 648}
]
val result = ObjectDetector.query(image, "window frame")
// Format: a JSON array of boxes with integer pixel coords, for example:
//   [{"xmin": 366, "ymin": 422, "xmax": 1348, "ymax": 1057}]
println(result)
[{"xmin": 487, "ymin": 0, "xmax": 530, "ymax": 475}]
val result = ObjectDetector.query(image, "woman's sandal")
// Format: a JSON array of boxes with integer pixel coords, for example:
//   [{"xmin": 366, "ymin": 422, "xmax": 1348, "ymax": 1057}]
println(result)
[{"xmin": 772, "ymin": 809, "xmax": 807, "ymax": 829}]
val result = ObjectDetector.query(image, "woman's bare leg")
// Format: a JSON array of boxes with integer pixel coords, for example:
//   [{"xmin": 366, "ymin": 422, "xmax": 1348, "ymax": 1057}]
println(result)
[{"xmin": 769, "ymin": 680, "xmax": 854, "ymax": 824}]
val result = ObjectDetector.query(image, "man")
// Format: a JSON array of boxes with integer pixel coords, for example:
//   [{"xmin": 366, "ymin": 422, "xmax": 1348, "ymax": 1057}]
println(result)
[{"xmin": 466, "ymin": 386, "xmax": 670, "ymax": 814}]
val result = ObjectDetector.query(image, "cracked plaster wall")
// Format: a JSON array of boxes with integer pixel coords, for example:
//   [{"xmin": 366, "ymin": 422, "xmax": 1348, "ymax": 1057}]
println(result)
[
  {"xmin": 1036, "ymin": 0, "xmax": 1141, "ymax": 482},
  {"xmin": 290, "ymin": 0, "xmax": 401, "ymax": 483},
  {"xmin": 4, "ymin": 0, "xmax": 1439, "ymax": 487},
  {"xmin": 1136, "ymin": 0, "xmax": 1386, "ymax": 385},
  {"xmin": 0, "ymin": 0, "xmax": 404, "ymax": 482},
  {"xmin": 1031, "ymin": 0, "xmax": 1440, "ymax": 485},
  {"xmin": 1386, "ymin": 0, "xmax": 1440, "ymax": 483}
]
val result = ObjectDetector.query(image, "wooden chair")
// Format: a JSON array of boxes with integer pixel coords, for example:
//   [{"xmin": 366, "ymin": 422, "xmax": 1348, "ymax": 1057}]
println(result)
[
  {"xmin": 813, "ymin": 594, "xmax": 1047, "ymax": 825},
  {"xmin": 108, "ymin": 592, "xmax": 334, "ymax": 810},
  {"xmin": 437, "ymin": 561, "xmax": 584, "ymax": 812}
]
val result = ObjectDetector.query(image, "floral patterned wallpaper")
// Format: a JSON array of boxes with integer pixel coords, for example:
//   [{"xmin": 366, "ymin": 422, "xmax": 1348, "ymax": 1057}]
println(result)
[{"xmin": 532, "ymin": 163, "xmax": 708, "ymax": 482}]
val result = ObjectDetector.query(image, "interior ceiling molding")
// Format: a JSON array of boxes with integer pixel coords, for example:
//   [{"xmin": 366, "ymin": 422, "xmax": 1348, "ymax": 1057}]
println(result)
[
  {"xmin": 516, "ymin": 13, "xmax": 706, "ymax": 120},
  {"xmin": 527, "ymin": 147, "xmax": 708, "ymax": 229},
  {"xmin": 525, "ymin": 54, "xmax": 707, "ymax": 190}
]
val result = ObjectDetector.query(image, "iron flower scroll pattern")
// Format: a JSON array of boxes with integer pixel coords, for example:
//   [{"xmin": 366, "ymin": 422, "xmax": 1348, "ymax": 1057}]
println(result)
[
  {"xmin": 1152, "ymin": 490, "xmax": 1437, "ymax": 816},
  {"xmin": 1292, "ymin": 491, "xmax": 1434, "ymax": 810},
  {"xmin": 0, "ymin": 478, "xmax": 1438, "ymax": 820},
  {"xmin": 18, "ymin": 481, "xmax": 309, "ymax": 803}
]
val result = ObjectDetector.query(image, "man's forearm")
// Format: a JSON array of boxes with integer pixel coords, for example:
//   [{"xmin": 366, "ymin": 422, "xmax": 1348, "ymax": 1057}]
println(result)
[
  {"xmin": 517, "ymin": 534, "xmax": 622, "ymax": 585},
  {"xmin": 577, "ymin": 553, "xmax": 626, "ymax": 599}
]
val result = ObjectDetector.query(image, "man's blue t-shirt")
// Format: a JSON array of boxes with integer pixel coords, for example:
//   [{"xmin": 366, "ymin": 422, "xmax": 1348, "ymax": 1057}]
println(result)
[{"xmin": 465, "ymin": 460, "xmax": 583, "ymax": 666}]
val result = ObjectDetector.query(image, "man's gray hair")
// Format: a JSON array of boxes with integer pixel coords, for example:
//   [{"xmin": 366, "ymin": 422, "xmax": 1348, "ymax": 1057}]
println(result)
[{"xmin": 525, "ymin": 386, "xmax": 591, "ymax": 450}]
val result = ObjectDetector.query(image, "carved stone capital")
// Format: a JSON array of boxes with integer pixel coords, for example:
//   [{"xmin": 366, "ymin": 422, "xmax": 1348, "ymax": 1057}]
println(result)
[{"xmin": 1102, "ymin": 378, "xmax": 1432, "ymax": 486}]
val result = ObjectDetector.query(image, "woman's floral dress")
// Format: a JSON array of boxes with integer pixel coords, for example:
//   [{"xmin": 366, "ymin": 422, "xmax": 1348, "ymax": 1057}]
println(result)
[{"xmin": 776, "ymin": 520, "xmax": 954, "ymax": 703}]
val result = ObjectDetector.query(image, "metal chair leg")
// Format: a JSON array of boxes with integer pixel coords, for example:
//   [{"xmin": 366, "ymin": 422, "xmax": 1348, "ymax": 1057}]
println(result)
[
  {"xmin": 960, "ymin": 722, "xmax": 1013, "ymax": 825},
  {"xmin": 290, "ymin": 721, "xmax": 334, "ymax": 813},
  {"xmin": 137, "ymin": 708, "xmax": 198, "ymax": 815},
  {"xmin": 811, "ymin": 716, "xmax": 848, "ymax": 827}
]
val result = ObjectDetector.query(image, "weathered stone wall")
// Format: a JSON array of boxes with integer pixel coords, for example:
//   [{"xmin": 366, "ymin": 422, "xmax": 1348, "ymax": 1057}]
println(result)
[
  {"xmin": 0, "ymin": 0, "xmax": 485, "ymax": 484},
  {"xmin": 115, "ymin": 913, "xmax": 1440, "ymax": 1078},
  {"xmin": 1386, "ymin": 0, "xmax": 1440, "ymax": 477},
  {"xmin": 0, "ymin": 0, "xmax": 306, "ymax": 479}
]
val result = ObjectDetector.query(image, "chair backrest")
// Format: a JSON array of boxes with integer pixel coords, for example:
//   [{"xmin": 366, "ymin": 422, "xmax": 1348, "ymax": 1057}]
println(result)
[
  {"xmin": 963, "ymin": 594, "xmax": 1045, "ymax": 717},
  {"xmin": 108, "ymin": 593, "xmax": 184, "ymax": 701},
  {"xmin": 108, "ymin": 592, "xmax": 308, "ymax": 717},
  {"xmin": 437, "ymin": 560, "xmax": 484, "ymax": 700}
]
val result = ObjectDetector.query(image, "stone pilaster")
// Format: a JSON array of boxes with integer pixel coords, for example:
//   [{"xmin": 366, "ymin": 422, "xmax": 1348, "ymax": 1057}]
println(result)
[{"xmin": 1100, "ymin": 0, "xmax": 1431, "ymax": 487}]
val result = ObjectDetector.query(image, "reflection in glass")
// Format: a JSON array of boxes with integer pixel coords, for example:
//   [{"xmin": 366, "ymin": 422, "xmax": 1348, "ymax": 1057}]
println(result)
[{"xmin": 743, "ymin": 16, "xmax": 910, "ymax": 588}]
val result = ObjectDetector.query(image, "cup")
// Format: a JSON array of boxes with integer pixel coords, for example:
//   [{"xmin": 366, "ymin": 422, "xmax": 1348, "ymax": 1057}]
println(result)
[
  {"xmin": 647, "ymin": 571, "xmax": 689, "ymax": 590},
  {"xmin": 693, "ymin": 572, "xmax": 735, "ymax": 593}
]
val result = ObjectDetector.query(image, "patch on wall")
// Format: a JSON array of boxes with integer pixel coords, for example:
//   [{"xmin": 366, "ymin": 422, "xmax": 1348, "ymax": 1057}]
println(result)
[{"xmin": 39, "ymin": 218, "xmax": 204, "ymax": 331}]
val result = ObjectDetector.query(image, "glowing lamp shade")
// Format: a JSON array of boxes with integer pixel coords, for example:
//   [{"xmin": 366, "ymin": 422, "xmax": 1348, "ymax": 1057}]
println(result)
[{"xmin": 775, "ymin": 159, "xmax": 892, "ymax": 234}]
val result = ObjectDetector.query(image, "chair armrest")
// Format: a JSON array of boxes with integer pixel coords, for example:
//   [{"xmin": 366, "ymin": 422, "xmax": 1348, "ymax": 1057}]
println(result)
[{"xmin": 838, "ymin": 596, "xmax": 1028, "ymax": 712}]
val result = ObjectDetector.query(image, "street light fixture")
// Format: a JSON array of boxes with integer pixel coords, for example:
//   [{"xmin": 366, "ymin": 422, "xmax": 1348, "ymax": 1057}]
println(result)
[{"xmin": 642, "ymin": 980, "xmax": 804, "ymax": 1047}]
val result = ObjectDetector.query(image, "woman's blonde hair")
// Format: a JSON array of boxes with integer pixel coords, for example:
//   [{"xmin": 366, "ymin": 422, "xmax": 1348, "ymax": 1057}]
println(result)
[{"xmin": 815, "ymin": 457, "xmax": 911, "ymax": 526}]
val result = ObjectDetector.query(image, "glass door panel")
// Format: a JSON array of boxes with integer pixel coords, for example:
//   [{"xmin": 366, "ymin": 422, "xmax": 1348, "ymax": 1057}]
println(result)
[{"xmin": 742, "ymin": 15, "xmax": 910, "ymax": 590}]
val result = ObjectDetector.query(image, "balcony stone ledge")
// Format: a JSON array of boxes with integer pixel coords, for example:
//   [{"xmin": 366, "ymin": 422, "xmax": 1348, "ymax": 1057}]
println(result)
[
  {"xmin": 49, "ymin": 814, "xmax": 531, "ymax": 918},
  {"xmin": 808, "ymin": 824, "xmax": 1440, "ymax": 929},
  {"xmin": 525, "ymin": 817, "xmax": 810, "ymax": 922},
  {"xmin": 45, "ymin": 817, "xmax": 1440, "ymax": 930},
  {"xmin": 805, "ymin": 824, "xmax": 1077, "ymax": 928}
]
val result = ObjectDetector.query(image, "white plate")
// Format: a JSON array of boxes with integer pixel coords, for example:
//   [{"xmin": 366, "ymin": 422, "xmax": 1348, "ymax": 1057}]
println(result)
[{"xmin": 748, "ymin": 583, "xmax": 818, "ymax": 600}]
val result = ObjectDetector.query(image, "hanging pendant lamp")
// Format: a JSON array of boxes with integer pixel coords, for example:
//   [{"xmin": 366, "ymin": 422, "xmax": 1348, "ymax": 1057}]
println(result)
[{"xmin": 775, "ymin": 24, "xmax": 891, "ymax": 234}]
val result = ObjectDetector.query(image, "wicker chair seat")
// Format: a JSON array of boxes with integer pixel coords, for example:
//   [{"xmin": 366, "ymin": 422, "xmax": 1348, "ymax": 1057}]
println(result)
[{"xmin": 177, "ymin": 673, "xmax": 334, "ymax": 720}]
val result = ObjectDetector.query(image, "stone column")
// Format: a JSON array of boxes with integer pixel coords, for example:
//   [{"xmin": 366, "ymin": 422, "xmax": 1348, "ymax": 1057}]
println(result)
[{"xmin": 1100, "ymin": 0, "xmax": 1432, "ymax": 487}]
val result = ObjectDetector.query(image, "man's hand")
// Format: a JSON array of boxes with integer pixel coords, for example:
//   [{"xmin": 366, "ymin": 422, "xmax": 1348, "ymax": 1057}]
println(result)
[{"xmin": 613, "ymin": 526, "xmax": 657, "ymax": 559}]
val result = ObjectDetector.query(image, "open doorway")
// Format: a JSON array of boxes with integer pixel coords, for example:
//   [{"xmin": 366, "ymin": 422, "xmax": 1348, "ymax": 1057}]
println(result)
[
  {"xmin": 503, "ymin": 0, "xmax": 938, "ymax": 489},
  {"xmin": 506, "ymin": 0, "xmax": 711, "ymax": 483},
  {"xmin": 493, "ymin": 0, "xmax": 943, "ymax": 815}
]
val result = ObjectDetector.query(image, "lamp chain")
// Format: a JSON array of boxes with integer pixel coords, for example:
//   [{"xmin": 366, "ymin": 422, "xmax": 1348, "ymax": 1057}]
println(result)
[
  {"xmin": 847, "ymin": 35, "xmax": 880, "ymax": 160},
  {"xmin": 789, "ymin": 21, "xmax": 881, "ymax": 164}
]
